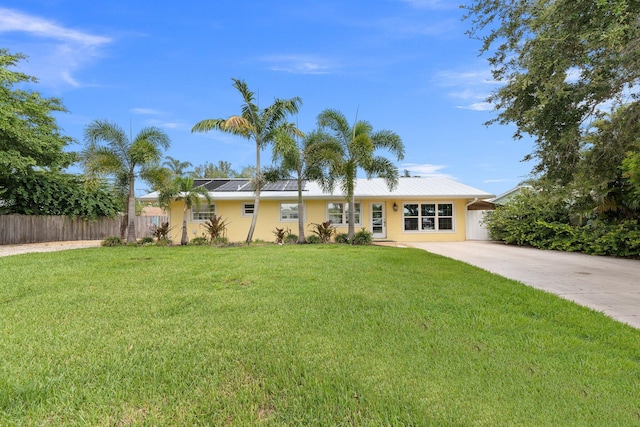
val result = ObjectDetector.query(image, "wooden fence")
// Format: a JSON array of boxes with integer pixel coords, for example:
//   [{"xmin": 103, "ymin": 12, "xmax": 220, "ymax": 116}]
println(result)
[{"xmin": 0, "ymin": 214, "xmax": 168, "ymax": 245}]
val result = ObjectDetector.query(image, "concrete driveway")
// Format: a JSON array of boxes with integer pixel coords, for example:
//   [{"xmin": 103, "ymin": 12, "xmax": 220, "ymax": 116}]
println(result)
[{"xmin": 407, "ymin": 241, "xmax": 640, "ymax": 329}]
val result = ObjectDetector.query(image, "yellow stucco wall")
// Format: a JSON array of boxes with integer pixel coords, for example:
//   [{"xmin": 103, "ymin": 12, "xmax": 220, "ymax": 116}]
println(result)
[{"xmin": 168, "ymin": 198, "xmax": 472, "ymax": 243}]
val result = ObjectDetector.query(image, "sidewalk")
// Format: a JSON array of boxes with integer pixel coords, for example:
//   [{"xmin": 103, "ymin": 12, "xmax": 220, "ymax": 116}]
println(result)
[{"xmin": 0, "ymin": 240, "xmax": 102, "ymax": 257}]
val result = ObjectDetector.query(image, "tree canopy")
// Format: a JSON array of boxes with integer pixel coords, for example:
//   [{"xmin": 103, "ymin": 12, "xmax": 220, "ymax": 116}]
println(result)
[
  {"xmin": 0, "ymin": 171, "xmax": 120, "ymax": 219},
  {"xmin": 464, "ymin": 0, "xmax": 640, "ymax": 183},
  {"xmin": 0, "ymin": 49, "xmax": 75, "ymax": 178},
  {"xmin": 0, "ymin": 49, "xmax": 122, "ymax": 219}
]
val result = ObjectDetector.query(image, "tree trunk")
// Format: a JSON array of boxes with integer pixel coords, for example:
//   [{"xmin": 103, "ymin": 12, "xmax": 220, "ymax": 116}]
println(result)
[
  {"xmin": 297, "ymin": 174, "xmax": 306, "ymax": 243},
  {"xmin": 246, "ymin": 140, "xmax": 261, "ymax": 243},
  {"xmin": 126, "ymin": 176, "xmax": 136, "ymax": 243},
  {"xmin": 247, "ymin": 196, "xmax": 259, "ymax": 243},
  {"xmin": 120, "ymin": 213, "xmax": 128, "ymax": 240},
  {"xmin": 181, "ymin": 206, "xmax": 188, "ymax": 245},
  {"xmin": 348, "ymin": 192, "xmax": 356, "ymax": 240}
]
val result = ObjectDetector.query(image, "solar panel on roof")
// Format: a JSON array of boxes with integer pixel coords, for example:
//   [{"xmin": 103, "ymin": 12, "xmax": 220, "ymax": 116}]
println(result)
[
  {"xmin": 213, "ymin": 180, "xmax": 251, "ymax": 191},
  {"xmin": 201, "ymin": 179, "xmax": 231, "ymax": 191}
]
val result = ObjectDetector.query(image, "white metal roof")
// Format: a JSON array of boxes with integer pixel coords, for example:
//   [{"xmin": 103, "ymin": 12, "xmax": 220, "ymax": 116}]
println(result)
[{"xmin": 139, "ymin": 177, "xmax": 494, "ymax": 201}]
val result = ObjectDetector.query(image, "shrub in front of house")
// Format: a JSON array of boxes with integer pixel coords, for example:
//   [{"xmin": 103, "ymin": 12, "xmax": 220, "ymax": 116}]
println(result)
[
  {"xmin": 189, "ymin": 236, "xmax": 209, "ymax": 246},
  {"xmin": 101, "ymin": 236, "xmax": 123, "ymax": 247},
  {"xmin": 309, "ymin": 221, "xmax": 336, "ymax": 243},
  {"xmin": 285, "ymin": 232, "xmax": 298, "ymax": 244},
  {"xmin": 273, "ymin": 227, "xmax": 287, "ymax": 244},
  {"xmin": 138, "ymin": 237, "xmax": 154, "ymax": 246},
  {"xmin": 335, "ymin": 233, "xmax": 350, "ymax": 244},
  {"xmin": 212, "ymin": 237, "xmax": 229, "ymax": 246},
  {"xmin": 484, "ymin": 189, "xmax": 640, "ymax": 257},
  {"xmin": 306, "ymin": 235, "xmax": 322, "ymax": 244},
  {"xmin": 352, "ymin": 229, "xmax": 373, "ymax": 245}
]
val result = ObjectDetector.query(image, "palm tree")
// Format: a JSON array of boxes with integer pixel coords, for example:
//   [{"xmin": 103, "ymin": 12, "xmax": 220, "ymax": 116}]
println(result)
[
  {"xmin": 158, "ymin": 176, "xmax": 211, "ymax": 245},
  {"xmin": 316, "ymin": 109, "xmax": 405, "ymax": 239},
  {"xmin": 163, "ymin": 156, "xmax": 193, "ymax": 177},
  {"xmin": 192, "ymin": 78, "xmax": 302, "ymax": 243},
  {"xmin": 267, "ymin": 125, "xmax": 341, "ymax": 243},
  {"xmin": 81, "ymin": 120, "xmax": 170, "ymax": 243}
]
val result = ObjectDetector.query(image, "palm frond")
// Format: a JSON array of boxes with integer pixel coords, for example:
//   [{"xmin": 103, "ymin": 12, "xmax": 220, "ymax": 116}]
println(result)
[
  {"xmin": 367, "ymin": 156, "xmax": 400, "ymax": 191},
  {"xmin": 83, "ymin": 120, "xmax": 129, "ymax": 159},
  {"xmin": 133, "ymin": 126, "xmax": 171, "ymax": 150},
  {"xmin": 371, "ymin": 129, "xmax": 405, "ymax": 160},
  {"xmin": 232, "ymin": 78, "xmax": 255, "ymax": 105},
  {"xmin": 317, "ymin": 109, "xmax": 351, "ymax": 143}
]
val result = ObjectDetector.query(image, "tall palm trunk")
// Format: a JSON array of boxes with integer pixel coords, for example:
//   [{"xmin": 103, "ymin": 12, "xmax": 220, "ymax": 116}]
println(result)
[
  {"xmin": 246, "ymin": 140, "xmax": 261, "ymax": 243},
  {"xmin": 348, "ymin": 192, "xmax": 356, "ymax": 240},
  {"xmin": 181, "ymin": 205, "xmax": 189, "ymax": 245},
  {"xmin": 297, "ymin": 174, "xmax": 306, "ymax": 243},
  {"xmin": 126, "ymin": 176, "xmax": 137, "ymax": 243}
]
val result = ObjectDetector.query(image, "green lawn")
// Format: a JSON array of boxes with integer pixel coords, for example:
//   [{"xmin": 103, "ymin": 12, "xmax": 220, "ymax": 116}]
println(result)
[{"xmin": 1, "ymin": 245, "xmax": 638, "ymax": 426}]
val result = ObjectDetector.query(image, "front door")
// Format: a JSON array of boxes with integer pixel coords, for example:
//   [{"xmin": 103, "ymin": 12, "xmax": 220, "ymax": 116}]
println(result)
[{"xmin": 371, "ymin": 203, "xmax": 386, "ymax": 239}]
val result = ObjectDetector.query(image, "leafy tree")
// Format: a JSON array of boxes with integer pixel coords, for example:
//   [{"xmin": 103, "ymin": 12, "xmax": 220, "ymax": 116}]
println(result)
[
  {"xmin": 315, "ymin": 109, "xmax": 405, "ymax": 239},
  {"xmin": 158, "ymin": 176, "xmax": 211, "ymax": 245},
  {"xmin": 574, "ymin": 105, "xmax": 640, "ymax": 219},
  {"xmin": 236, "ymin": 165, "xmax": 257, "ymax": 179},
  {"xmin": 192, "ymin": 78, "xmax": 302, "ymax": 243},
  {"xmin": 191, "ymin": 160, "xmax": 237, "ymax": 178},
  {"xmin": 0, "ymin": 171, "xmax": 119, "ymax": 219},
  {"xmin": 81, "ymin": 120, "xmax": 170, "ymax": 243},
  {"xmin": 464, "ymin": 0, "xmax": 640, "ymax": 183},
  {"xmin": 266, "ymin": 125, "xmax": 341, "ymax": 243},
  {"xmin": 0, "ymin": 49, "xmax": 122, "ymax": 219},
  {"xmin": 0, "ymin": 49, "xmax": 77, "ymax": 203}
]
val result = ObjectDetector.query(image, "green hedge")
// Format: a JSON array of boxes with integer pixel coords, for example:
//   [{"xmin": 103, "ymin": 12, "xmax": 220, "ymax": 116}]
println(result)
[{"xmin": 485, "ymin": 190, "xmax": 640, "ymax": 257}]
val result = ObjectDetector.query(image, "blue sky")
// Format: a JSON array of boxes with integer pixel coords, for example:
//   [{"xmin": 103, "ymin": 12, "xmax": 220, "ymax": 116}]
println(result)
[{"xmin": 1, "ymin": 0, "xmax": 534, "ymax": 197}]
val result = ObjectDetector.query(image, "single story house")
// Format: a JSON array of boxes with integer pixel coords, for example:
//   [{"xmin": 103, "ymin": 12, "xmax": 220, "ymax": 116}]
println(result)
[{"xmin": 139, "ymin": 177, "xmax": 495, "ymax": 243}]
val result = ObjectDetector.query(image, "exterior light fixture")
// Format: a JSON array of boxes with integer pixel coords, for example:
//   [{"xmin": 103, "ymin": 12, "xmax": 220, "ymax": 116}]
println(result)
[{"xmin": 393, "ymin": 202, "xmax": 398, "ymax": 212}]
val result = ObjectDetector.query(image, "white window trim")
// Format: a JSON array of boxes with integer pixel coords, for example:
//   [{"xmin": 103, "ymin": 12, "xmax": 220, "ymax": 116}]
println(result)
[
  {"xmin": 190, "ymin": 203, "xmax": 216, "ymax": 222},
  {"xmin": 279, "ymin": 202, "xmax": 303, "ymax": 222},
  {"xmin": 326, "ymin": 201, "xmax": 362, "ymax": 226},
  {"xmin": 242, "ymin": 202, "xmax": 255, "ymax": 217},
  {"xmin": 402, "ymin": 201, "xmax": 455, "ymax": 233}
]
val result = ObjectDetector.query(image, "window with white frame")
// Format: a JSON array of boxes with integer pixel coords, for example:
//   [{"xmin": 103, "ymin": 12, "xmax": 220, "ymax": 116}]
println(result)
[
  {"xmin": 242, "ymin": 203, "xmax": 254, "ymax": 217},
  {"xmin": 280, "ymin": 203, "xmax": 301, "ymax": 221},
  {"xmin": 190, "ymin": 204, "xmax": 216, "ymax": 222},
  {"xmin": 403, "ymin": 202, "xmax": 453, "ymax": 231},
  {"xmin": 327, "ymin": 202, "xmax": 361, "ymax": 225}
]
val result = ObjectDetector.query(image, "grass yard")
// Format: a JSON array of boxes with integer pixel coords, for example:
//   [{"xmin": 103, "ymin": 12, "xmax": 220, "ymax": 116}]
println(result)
[{"xmin": 1, "ymin": 244, "xmax": 639, "ymax": 426}]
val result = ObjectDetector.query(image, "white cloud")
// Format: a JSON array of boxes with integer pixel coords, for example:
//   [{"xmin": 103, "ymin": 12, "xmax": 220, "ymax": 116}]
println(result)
[
  {"xmin": 0, "ymin": 8, "xmax": 111, "ymax": 45},
  {"xmin": 456, "ymin": 102, "xmax": 494, "ymax": 111},
  {"xmin": 435, "ymin": 70, "xmax": 500, "ymax": 87},
  {"xmin": 433, "ymin": 67, "xmax": 502, "ymax": 112},
  {"xmin": 0, "ymin": 7, "xmax": 111, "ymax": 89},
  {"xmin": 260, "ymin": 54, "xmax": 335, "ymax": 75},
  {"xmin": 401, "ymin": 163, "xmax": 453, "ymax": 178},
  {"xmin": 158, "ymin": 122, "xmax": 182, "ymax": 129},
  {"xmin": 143, "ymin": 118, "xmax": 187, "ymax": 130},
  {"xmin": 130, "ymin": 108, "xmax": 163, "ymax": 115}
]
